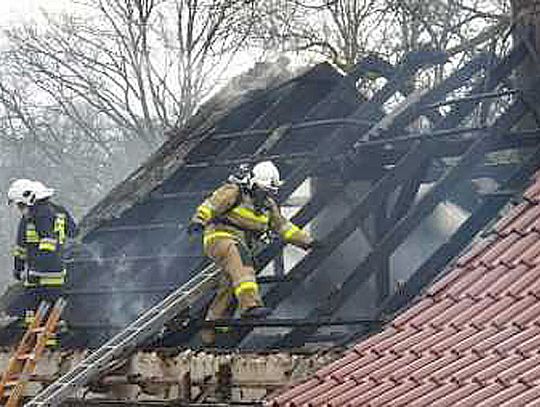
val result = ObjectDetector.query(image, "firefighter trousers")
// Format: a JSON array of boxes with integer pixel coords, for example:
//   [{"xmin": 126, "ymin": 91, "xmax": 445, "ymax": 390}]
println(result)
[{"xmin": 201, "ymin": 238, "xmax": 262, "ymax": 343}]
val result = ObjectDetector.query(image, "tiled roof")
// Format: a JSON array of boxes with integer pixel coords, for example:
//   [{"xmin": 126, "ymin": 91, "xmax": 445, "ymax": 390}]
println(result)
[{"xmin": 268, "ymin": 171, "xmax": 540, "ymax": 406}]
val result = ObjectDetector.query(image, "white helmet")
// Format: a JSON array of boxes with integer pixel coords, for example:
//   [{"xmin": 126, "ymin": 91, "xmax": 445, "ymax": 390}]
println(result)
[
  {"xmin": 250, "ymin": 161, "xmax": 283, "ymax": 192},
  {"xmin": 34, "ymin": 181, "xmax": 55, "ymax": 200},
  {"xmin": 7, "ymin": 179, "xmax": 54, "ymax": 206}
]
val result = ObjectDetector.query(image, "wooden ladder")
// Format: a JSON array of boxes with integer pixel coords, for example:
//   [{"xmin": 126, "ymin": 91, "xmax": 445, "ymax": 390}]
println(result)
[{"xmin": 0, "ymin": 298, "xmax": 66, "ymax": 407}]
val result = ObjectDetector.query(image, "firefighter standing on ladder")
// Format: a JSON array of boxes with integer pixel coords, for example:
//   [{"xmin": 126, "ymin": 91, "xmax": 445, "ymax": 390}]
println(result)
[
  {"xmin": 7, "ymin": 179, "xmax": 76, "ymax": 344},
  {"xmin": 188, "ymin": 161, "xmax": 318, "ymax": 344}
]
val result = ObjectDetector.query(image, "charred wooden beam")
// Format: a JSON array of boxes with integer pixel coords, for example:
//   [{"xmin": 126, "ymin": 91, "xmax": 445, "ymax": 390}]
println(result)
[
  {"xmin": 377, "ymin": 143, "xmax": 540, "ymax": 318},
  {"xmin": 424, "ymin": 88, "xmax": 519, "ymax": 110},
  {"xmin": 276, "ymin": 98, "xmax": 529, "ymax": 348},
  {"xmin": 222, "ymin": 52, "xmax": 523, "ymax": 347}
]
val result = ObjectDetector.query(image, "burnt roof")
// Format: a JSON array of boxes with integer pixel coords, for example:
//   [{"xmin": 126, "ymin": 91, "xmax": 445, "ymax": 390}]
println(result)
[{"xmin": 2, "ymin": 44, "xmax": 539, "ymax": 354}]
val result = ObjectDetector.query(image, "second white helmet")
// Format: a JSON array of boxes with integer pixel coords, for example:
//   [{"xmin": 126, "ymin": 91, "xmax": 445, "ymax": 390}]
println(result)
[
  {"xmin": 250, "ymin": 161, "xmax": 283, "ymax": 192},
  {"xmin": 7, "ymin": 179, "xmax": 54, "ymax": 206}
]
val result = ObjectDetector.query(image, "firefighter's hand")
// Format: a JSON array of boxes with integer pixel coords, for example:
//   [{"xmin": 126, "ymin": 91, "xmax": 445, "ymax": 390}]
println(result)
[
  {"xmin": 187, "ymin": 221, "xmax": 204, "ymax": 236},
  {"xmin": 187, "ymin": 222, "xmax": 204, "ymax": 244}
]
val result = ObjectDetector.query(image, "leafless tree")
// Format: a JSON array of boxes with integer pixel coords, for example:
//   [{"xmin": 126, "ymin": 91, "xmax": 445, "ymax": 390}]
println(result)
[
  {"xmin": 248, "ymin": 0, "xmax": 511, "ymax": 72},
  {"xmin": 0, "ymin": 0, "xmax": 257, "ymax": 287},
  {"xmin": 3, "ymin": 0, "xmax": 255, "ymax": 146}
]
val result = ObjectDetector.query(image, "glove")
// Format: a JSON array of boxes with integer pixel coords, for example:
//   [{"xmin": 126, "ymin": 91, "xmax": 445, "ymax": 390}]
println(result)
[
  {"xmin": 187, "ymin": 221, "xmax": 204, "ymax": 236},
  {"xmin": 12, "ymin": 269, "xmax": 22, "ymax": 281},
  {"xmin": 187, "ymin": 222, "xmax": 204, "ymax": 244}
]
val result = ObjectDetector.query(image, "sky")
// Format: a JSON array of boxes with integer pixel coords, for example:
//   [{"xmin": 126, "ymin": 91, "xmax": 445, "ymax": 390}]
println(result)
[{"xmin": 0, "ymin": 0, "xmax": 72, "ymax": 28}]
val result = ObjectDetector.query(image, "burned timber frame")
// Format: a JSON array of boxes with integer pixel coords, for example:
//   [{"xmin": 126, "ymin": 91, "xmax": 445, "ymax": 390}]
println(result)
[
  {"xmin": 7, "ymin": 36, "xmax": 540, "ymax": 355},
  {"xmin": 16, "ymin": 30, "xmax": 540, "ymax": 407}
]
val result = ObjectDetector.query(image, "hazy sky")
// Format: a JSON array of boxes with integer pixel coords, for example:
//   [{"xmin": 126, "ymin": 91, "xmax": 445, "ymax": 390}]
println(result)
[{"xmin": 0, "ymin": 0, "xmax": 71, "ymax": 28}]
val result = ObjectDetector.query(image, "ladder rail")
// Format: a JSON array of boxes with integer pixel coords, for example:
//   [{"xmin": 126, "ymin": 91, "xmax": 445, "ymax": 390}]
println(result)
[
  {"xmin": 0, "ymin": 302, "xmax": 50, "ymax": 400},
  {"xmin": 6, "ymin": 300, "xmax": 66, "ymax": 407},
  {"xmin": 26, "ymin": 264, "xmax": 219, "ymax": 407},
  {"xmin": 0, "ymin": 299, "xmax": 65, "ymax": 407}
]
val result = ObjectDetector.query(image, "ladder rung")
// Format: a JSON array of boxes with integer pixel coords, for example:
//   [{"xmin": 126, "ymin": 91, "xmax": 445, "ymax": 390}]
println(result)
[
  {"xmin": 3, "ymin": 380, "xmax": 19, "ymax": 387},
  {"xmin": 17, "ymin": 353, "xmax": 36, "ymax": 360},
  {"xmin": 125, "ymin": 327, "xmax": 141, "ymax": 332},
  {"xmin": 31, "ymin": 327, "xmax": 46, "ymax": 334}
]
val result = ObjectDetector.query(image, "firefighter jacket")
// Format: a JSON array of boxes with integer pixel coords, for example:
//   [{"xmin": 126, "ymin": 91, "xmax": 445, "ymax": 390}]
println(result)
[
  {"xmin": 191, "ymin": 182, "xmax": 313, "ymax": 251},
  {"xmin": 13, "ymin": 199, "xmax": 77, "ymax": 287}
]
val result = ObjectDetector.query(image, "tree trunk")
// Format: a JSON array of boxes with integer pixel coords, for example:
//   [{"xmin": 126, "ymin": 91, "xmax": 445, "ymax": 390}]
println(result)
[
  {"xmin": 512, "ymin": 0, "xmax": 540, "ymax": 46},
  {"xmin": 511, "ymin": 0, "xmax": 540, "ymax": 80},
  {"xmin": 511, "ymin": 1, "xmax": 540, "ymax": 127}
]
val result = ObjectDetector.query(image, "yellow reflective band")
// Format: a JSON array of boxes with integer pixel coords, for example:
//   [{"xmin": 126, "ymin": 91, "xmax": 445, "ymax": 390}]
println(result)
[
  {"xmin": 203, "ymin": 230, "xmax": 239, "ymax": 247},
  {"xmin": 282, "ymin": 224, "xmax": 301, "ymax": 241},
  {"xmin": 39, "ymin": 238, "xmax": 57, "ymax": 252},
  {"xmin": 197, "ymin": 205, "xmax": 214, "ymax": 222},
  {"xmin": 26, "ymin": 225, "xmax": 39, "ymax": 243},
  {"xmin": 38, "ymin": 275, "xmax": 65, "ymax": 287},
  {"xmin": 24, "ymin": 312, "xmax": 36, "ymax": 326},
  {"xmin": 229, "ymin": 207, "xmax": 269, "ymax": 225},
  {"xmin": 215, "ymin": 326, "xmax": 231, "ymax": 334},
  {"xmin": 12, "ymin": 245, "xmax": 27, "ymax": 259},
  {"xmin": 45, "ymin": 336, "xmax": 59, "ymax": 347},
  {"xmin": 234, "ymin": 281, "xmax": 259, "ymax": 298},
  {"xmin": 54, "ymin": 214, "xmax": 67, "ymax": 245}
]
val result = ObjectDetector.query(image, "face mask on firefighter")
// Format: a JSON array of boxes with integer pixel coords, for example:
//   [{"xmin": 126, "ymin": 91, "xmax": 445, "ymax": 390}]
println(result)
[{"xmin": 251, "ymin": 185, "xmax": 269, "ymax": 210}]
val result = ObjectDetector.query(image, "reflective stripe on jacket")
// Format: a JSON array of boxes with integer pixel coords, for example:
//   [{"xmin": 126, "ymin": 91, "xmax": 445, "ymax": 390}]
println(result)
[
  {"xmin": 14, "ymin": 199, "xmax": 76, "ymax": 280},
  {"xmin": 191, "ymin": 182, "xmax": 312, "ymax": 249}
]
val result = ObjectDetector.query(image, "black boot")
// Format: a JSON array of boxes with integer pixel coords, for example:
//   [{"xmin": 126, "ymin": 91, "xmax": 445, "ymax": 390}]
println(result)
[{"xmin": 241, "ymin": 306, "xmax": 272, "ymax": 319}]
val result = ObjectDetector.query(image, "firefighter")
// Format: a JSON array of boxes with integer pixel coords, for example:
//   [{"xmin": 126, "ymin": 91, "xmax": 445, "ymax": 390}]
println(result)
[
  {"xmin": 188, "ymin": 161, "xmax": 316, "ymax": 344},
  {"xmin": 7, "ymin": 179, "xmax": 76, "ymax": 340}
]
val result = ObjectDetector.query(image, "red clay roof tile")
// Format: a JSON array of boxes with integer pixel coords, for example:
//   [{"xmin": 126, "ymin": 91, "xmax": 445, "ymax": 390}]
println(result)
[
  {"xmin": 328, "ymin": 353, "xmax": 381, "ymax": 382},
  {"xmin": 346, "ymin": 353, "xmax": 400, "ymax": 381},
  {"xmin": 483, "ymin": 264, "xmax": 529, "ymax": 296},
  {"xmin": 388, "ymin": 380, "xmax": 439, "ymax": 406},
  {"xmin": 500, "ymin": 204, "xmax": 540, "ymax": 236},
  {"xmin": 474, "ymin": 232, "xmax": 522, "ymax": 268},
  {"xmin": 426, "ymin": 267, "xmax": 468, "ymax": 297},
  {"xmin": 498, "ymin": 233, "xmax": 540, "ymax": 267},
  {"xmin": 282, "ymin": 378, "xmax": 340, "ymax": 406},
  {"xmin": 324, "ymin": 380, "xmax": 379, "ymax": 405},
  {"xmin": 500, "ymin": 265, "xmax": 540, "ymax": 297},
  {"xmin": 308, "ymin": 380, "xmax": 357, "ymax": 406},
  {"xmin": 459, "ymin": 264, "xmax": 509, "ymax": 297},
  {"xmin": 267, "ymin": 174, "xmax": 540, "ymax": 407},
  {"xmin": 411, "ymin": 381, "xmax": 461, "ymax": 406},
  {"xmin": 387, "ymin": 352, "xmax": 440, "ymax": 382},
  {"xmin": 429, "ymin": 352, "xmax": 483, "ymax": 382},
  {"xmin": 422, "ymin": 326, "xmax": 477, "ymax": 352},
  {"xmin": 493, "ymin": 202, "xmax": 530, "ymax": 236},
  {"xmin": 513, "ymin": 304, "xmax": 540, "ymax": 327},
  {"xmin": 363, "ymin": 352, "xmax": 418, "ymax": 381},
  {"xmin": 470, "ymin": 326, "xmax": 521, "ymax": 354},
  {"xmin": 477, "ymin": 383, "xmax": 529, "ymax": 406},
  {"xmin": 432, "ymin": 382, "xmax": 483, "ymax": 406},
  {"xmin": 524, "ymin": 180, "xmax": 540, "ymax": 203},
  {"xmin": 473, "ymin": 354, "xmax": 525, "ymax": 382},
  {"xmin": 497, "ymin": 384, "xmax": 540, "ymax": 407},
  {"xmin": 457, "ymin": 382, "xmax": 506, "ymax": 407},
  {"xmin": 313, "ymin": 350, "xmax": 362, "ymax": 380},
  {"xmin": 365, "ymin": 379, "xmax": 419, "ymax": 406},
  {"xmin": 339, "ymin": 381, "xmax": 395, "ymax": 406},
  {"xmin": 386, "ymin": 326, "xmax": 439, "ymax": 353},
  {"xmin": 455, "ymin": 237, "xmax": 496, "ymax": 267}
]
